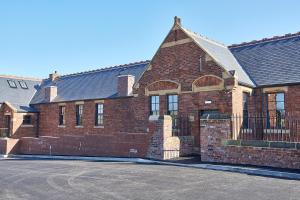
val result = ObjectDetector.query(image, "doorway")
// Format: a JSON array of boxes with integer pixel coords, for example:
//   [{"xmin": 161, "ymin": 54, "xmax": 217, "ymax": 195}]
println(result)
[{"xmin": 4, "ymin": 115, "xmax": 11, "ymax": 137}]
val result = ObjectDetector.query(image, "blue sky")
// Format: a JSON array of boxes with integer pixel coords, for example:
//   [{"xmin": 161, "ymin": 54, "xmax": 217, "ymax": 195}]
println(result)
[{"xmin": 1, "ymin": 0, "xmax": 300, "ymax": 78}]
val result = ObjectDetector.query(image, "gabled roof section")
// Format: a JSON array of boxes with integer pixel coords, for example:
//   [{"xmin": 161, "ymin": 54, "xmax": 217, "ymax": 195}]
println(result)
[
  {"xmin": 179, "ymin": 26, "xmax": 254, "ymax": 87},
  {"xmin": 0, "ymin": 75, "xmax": 41, "ymax": 112},
  {"xmin": 229, "ymin": 32, "xmax": 300, "ymax": 86},
  {"xmin": 31, "ymin": 61, "xmax": 150, "ymax": 104}
]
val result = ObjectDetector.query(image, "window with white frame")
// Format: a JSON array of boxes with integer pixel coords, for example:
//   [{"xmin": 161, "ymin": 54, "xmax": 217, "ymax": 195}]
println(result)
[
  {"xmin": 167, "ymin": 94, "xmax": 178, "ymax": 131},
  {"xmin": 150, "ymin": 96, "xmax": 159, "ymax": 115},
  {"xmin": 59, "ymin": 106, "xmax": 65, "ymax": 126},
  {"xmin": 95, "ymin": 103, "xmax": 104, "ymax": 126},
  {"xmin": 267, "ymin": 92, "xmax": 285, "ymax": 128},
  {"xmin": 242, "ymin": 92, "xmax": 249, "ymax": 128},
  {"xmin": 76, "ymin": 104, "xmax": 83, "ymax": 126}
]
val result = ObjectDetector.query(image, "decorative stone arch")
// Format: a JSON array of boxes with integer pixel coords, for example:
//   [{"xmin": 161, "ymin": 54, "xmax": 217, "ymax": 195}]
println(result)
[
  {"xmin": 145, "ymin": 80, "xmax": 181, "ymax": 96},
  {"xmin": 192, "ymin": 75, "xmax": 224, "ymax": 92}
]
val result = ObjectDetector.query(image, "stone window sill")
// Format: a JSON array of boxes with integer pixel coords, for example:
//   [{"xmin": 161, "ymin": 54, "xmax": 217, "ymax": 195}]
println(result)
[
  {"xmin": 21, "ymin": 125, "xmax": 34, "ymax": 128},
  {"xmin": 75, "ymin": 126, "xmax": 84, "ymax": 128},
  {"xmin": 58, "ymin": 125, "xmax": 66, "ymax": 128},
  {"xmin": 149, "ymin": 115, "xmax": 159, "ymax": 121},
  {"xmin": 94, "ymin": 126, "xmax": 104, "ymax": 129},
  {"xmin": 223, "ymin": 139, "xmax": 300, "ymax": 149}
]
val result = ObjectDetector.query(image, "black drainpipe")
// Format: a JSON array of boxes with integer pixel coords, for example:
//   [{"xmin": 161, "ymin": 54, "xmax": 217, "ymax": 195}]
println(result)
[{"xmin": 36, "ymin": 112, "xmax": 40, "ymax": 138}]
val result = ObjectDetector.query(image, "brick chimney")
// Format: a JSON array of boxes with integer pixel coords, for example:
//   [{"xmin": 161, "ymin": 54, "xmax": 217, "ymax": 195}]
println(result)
[
  {"xmin": 118, "ymin": 75, "xmax": 135, "ymax": 96},
  {"xmin": 44, "ymin": 86, "xmax": 57, "ymax": 102},
  {"xmin": 49, "ymin": 71, "xmax": 59, "ymax": 81}
]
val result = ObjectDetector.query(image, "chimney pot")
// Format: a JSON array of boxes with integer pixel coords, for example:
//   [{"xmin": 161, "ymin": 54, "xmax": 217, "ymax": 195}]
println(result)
[{"xmin": 49, "ymin": 71, "xmax": 59, "ymax": 81}]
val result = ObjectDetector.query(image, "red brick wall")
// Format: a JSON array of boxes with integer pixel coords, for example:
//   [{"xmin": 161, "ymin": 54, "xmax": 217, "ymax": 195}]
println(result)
[
  {"xmin": 200, "ymin": 119, "xmax": 300, "ymax": 169},
  {"xmin": 20, "ymin": 133, "xmax": 149, "ymax": 157},
  {"xmin": 19, "ymin": 116, "xmax": 181, "ymax": 160},
  {"xmin": 34, "ymin": 97, "xmax": 145, "ymax": 137},
  {"xmin": 131, "ymin": 28, "xmax": 238, "ymax": 152},
  {"xmin": 247, "ymin": 85, "xmax": 300, "ymax": 116},
  {"xmin": 118, "ymin": 75, "xmax": 135, "ymax": 96},
  {"xmin": 0, "ymin": 138, "xmax": 19, "ymax": 154},
  {"xmin": 12, "ymin": 113, "xmax": 37, "ymax": 138},
  {"xmin": 30, "ymin": 26, "xmax": 235, "ymax": 155},
  {"xmin": 136, "ymin": 35, "xmax": 225, "ymax": 93},
  {"xmin": 0, "ymin": 104, "xmax": 37, "ymax": 138},
  {"xmin": 283, "ymin": 85, "xmax": 300, "ymax": 116},
  {"xmin": 164, "ymin": 28, "xmax": 189, "ymax": 43},
  {"xmin": 0, "ymin": 104, "xmax": 13, "ymax": 135},
  {"xmin": 0, "ymin": 139, "xmax": 6, "ymax": 154},
  {"xmin": 147, "ymin": 81, "xmax": 179, "ymax": 91},
  {"xmin": 194, "ymin": 76, "xmax": 223, "ymax": 87},
  {"xmin": 27, "ymin": 27, "xmax": 241, "ymax": 156}
]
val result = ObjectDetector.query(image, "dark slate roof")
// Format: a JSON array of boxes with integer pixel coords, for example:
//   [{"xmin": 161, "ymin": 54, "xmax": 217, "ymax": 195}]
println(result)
[
  {"xmin": 0, "ymin": 76, "xmax": 41, "ymax": 112},
  {"xmin": 229, "ymin": 33, "xmax": 300, "ymax": 86},
  {"xmin": 181, "ymin": 27, "xmax": 254, "ymax": 86},
  {"xmin": 31, "ymin": 61, "xmax": 150, "ymax": 104}
]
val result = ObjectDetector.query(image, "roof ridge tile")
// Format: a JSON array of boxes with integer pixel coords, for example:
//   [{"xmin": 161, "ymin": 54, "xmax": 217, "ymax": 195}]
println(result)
[
  {"xmin": 59, "ymin": 60, "xmax": 150, "ymax": 78},
  {"xmin": 229, "ymin": 31, "xmax": 300, "ymax": 49},
  {"xmin": 182, "ymin": 27, "xmax": 227, "ymax": 47},
  {"xmin": 0, "ymin": 74, "xmax": 42, "ymax": 82}
]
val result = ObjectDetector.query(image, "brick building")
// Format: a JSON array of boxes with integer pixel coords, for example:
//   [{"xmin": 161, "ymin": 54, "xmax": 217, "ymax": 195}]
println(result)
[{"xmin": 1, "ymin": 17, "xmax": 300, "ymax": 168}]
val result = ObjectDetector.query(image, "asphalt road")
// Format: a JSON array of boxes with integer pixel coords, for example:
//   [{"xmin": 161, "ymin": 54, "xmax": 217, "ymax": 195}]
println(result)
[{"xmin": 0, "ymin": 159, "xmax": 299, "ymax": 200}]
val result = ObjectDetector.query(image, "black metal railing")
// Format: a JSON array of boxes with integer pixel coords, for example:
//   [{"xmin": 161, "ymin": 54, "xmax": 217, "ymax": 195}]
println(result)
[
  {"xmin": 171, "ymin": 115, "xmax": 191, "ymax": 137},
  {"xmin": 231, "ymin": 114, "xmax": 300, "ymax": 142}
]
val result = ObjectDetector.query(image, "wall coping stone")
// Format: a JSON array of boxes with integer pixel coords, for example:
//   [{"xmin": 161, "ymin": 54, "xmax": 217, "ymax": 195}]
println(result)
[
  {"xmin": 200, "ymin": 118, "xmax": 231, "ymax": 127},
  {"xmin": 241, "ymin": 140, "xmax": 270, "ymax": 148},
  {"xmin": 200, "ymin": 119, "xmax": 231, "ymax": 123},
  {"xmin": 223, "ymin": 139, "xmax": 300, "ymax": 150},
  {"xmin": 270, "ymin": 141, "xmax": 296, "ymax": 149}
]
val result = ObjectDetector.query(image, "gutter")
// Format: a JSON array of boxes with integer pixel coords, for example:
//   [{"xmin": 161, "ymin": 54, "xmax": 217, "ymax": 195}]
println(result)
[{"xmin": 255, "ymin": 82, "xmax": 300, "ymax": 88}]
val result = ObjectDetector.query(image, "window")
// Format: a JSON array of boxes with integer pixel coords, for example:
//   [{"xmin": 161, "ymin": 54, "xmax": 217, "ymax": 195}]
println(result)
[
  {"xmin": 167, "ymin": 94, "xmax": 178, "ymax": 132},
  {"xmin": 76, "ymin": 104, "xmax": 83, "ymax": 126},
  {"xmin": 95, "ymin": 103, "xmax": 104, "ymax": 126},
  {"xmin": 199, "ymin": 56, "xmax": 203, "ymax": 71},
  {"xmin": 150, "ymin": 96, "xmax": 159, "ymax": 115},
  {"xmin": 19, "ymin": 81, "xmax": 28, "ymax": 89},
  {"xmin": 167, "ymin": 95, "xmax": 178, "ymax": 116},
  {"xmin": 267, "ymin": 92, "xmax": 285, "ymax": 128},
  {"xmin": 275, "ymin": 93, "xmax": 285, "ymax": 115},
  {"xmin": 7, "ymin": 80, "xmax": 17, "ymax": 88},
  {"xmin": 59, "ymin": 106, "xmax": 65, "ymax": 126},
  {"xmin": 23, "ymin": 115, "xmax": 32, "ymax": 125},
  {"xmin": 242, "ymin": 92, "xmax": 249, "ymax": 128}
]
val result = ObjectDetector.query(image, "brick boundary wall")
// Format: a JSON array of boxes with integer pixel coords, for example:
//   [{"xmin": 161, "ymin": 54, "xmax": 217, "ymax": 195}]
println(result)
[
  {"xmin": 17, "ymin": 115, "xmax": 180, "ymax": 160},
  {"xmin": 0, "ymin": 138, "xmax": 19, "ymax": 154},
  {"xmin": 19, "ymin": 133, "xmax": 149, "ymax": 157},
  {"xmin": 200, "ymin": 119, "xmax": 300, "ymax": 169},
  {"xmin": 0, "ymin": 139, "xmax": 6, "ymax": 154},
  {"xmin": 178, "ymin": 136, "xmax": 194, "ymax": 156},
  {"xmin": 147, "ymin": 115, "xmax": 180, "ymax": 160}
]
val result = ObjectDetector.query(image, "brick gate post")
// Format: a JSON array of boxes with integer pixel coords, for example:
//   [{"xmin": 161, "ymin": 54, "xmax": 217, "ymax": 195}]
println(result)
[
  {"xmin": 200, "ymin": 119, "xmax": 231, "ymax": 162},
  {"xmin": 147, "ymin": 115, "xmax": 180, "ymax": 160}
]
